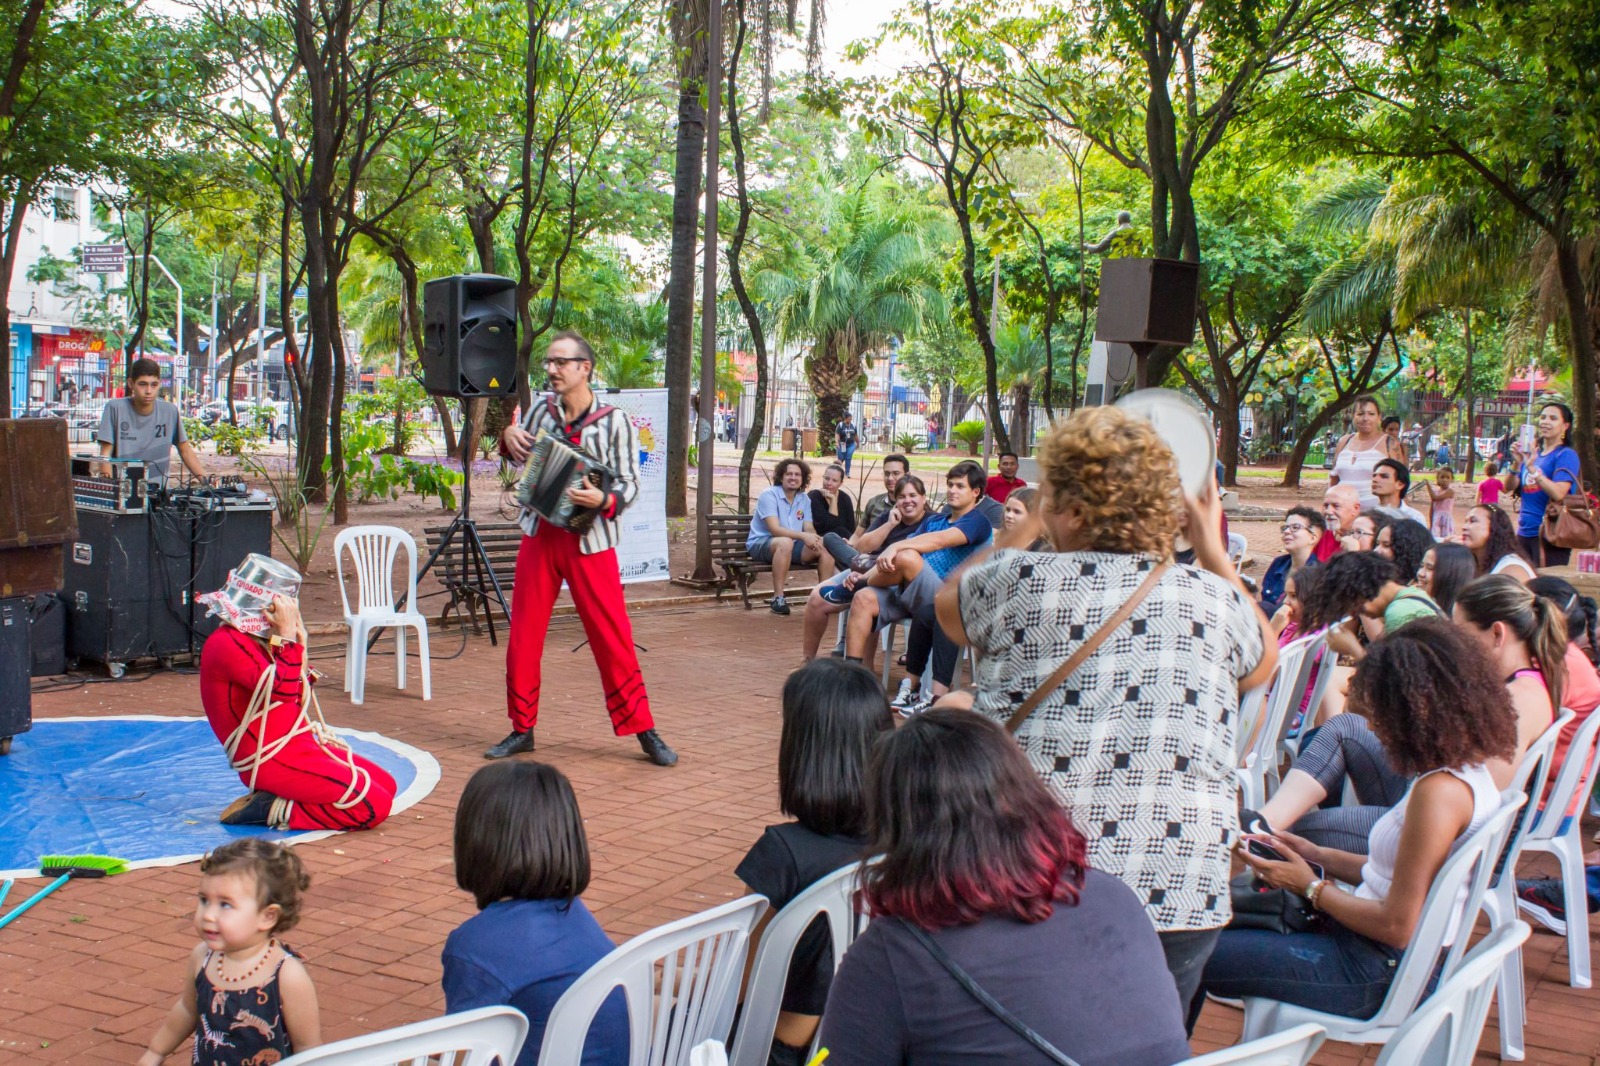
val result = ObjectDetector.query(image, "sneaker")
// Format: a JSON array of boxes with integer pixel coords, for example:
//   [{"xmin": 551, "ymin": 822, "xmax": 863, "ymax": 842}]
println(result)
[
  {"xmin": 1517, "ymin": 878, "xmax": 1568, "ymax": 935},
  {"xmin": 818, "ymin": 582, "xmax": 855, "ymax": 606},
  {"xmin": 769, "ymin": 596, "xmax": 791, "ymax": 616},
  {"xmin": 898, "ymin": 692, "xmax": 935, "ymax": 719},
  {"xmin": 484, "ymin": 729, "xmax": 536, "ymax": 759},
  {"xmin": 889, "ymin": 678, "xmax": 919, "ymax": 710}
]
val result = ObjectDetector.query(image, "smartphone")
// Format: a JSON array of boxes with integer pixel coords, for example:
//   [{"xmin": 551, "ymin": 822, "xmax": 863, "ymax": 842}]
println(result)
[
  {"xmin": 1520, "ymin": 423, "xmax": 1537, "ymax": 454},
  {"xmin": 1244, "ymin": 837, "xmax": 1288, "ymax": 862}
]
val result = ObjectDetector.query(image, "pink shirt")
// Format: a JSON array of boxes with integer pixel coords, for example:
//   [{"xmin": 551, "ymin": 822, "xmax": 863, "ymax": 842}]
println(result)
[
  {"xmin": 1478, "ymin": 478, "xmax": 1503, "ymax": 505},
  {"xmin": 1551, "ymin": 643, "xmax": 1600, "ymax": 818}
]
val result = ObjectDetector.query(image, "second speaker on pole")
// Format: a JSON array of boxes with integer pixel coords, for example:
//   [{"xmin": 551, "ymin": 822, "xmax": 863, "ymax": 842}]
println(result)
[{"xmin": 422, "ymin": 274, "xmax": 519, "ymax": 399}]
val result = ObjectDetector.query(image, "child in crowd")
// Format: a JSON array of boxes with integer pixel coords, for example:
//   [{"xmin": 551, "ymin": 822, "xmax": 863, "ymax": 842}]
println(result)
[
  {"xmin": 1478, "ymin": 461, "xmax": 1504, "ymax": 506},
  {"xmin": 442, "ymin": 761, "xmax": 627, "ymax": 1066},
  {"xmin": 1428, "ymin": 465, "xmax": 1456, "ymax": 540},
  {"xmin": 140, "ymin": 839, "xmax": 320, "ymax": 1066},
  {"xmin": 736, "ymin": 658, "xmax": 892, "ymax": 1066}
]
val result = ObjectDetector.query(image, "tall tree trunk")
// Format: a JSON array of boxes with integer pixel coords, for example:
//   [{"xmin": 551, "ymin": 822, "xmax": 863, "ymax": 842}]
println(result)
[
  {"xmin": 727, "ymin": 0, "xmax": 766, "ymax": 513},
  {"xmin": 1555, "ymin": 238, "xmax": 1599, "ymax": 486},
  {"xmin": 0, "ymin": 193, "xmax": 30, "ymax": 416},
  {"xmin": 1009, "ymin": 383, "xmax": 1031, "ymax": 453},
  {"xmin": 664, "ymin": 85, "xmax": 706, "ymax": 517}
]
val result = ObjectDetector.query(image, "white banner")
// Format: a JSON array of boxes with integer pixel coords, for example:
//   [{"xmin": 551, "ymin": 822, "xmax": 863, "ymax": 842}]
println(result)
[{"xmin": 607, "ymin": 388, "xmax": 672, "ymax": 584}]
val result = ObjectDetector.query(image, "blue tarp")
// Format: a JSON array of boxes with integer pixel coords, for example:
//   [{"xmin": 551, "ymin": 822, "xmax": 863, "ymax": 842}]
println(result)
[{"xmin": 0, "ymin": 717, "xmax": 438, "ymax": 879}]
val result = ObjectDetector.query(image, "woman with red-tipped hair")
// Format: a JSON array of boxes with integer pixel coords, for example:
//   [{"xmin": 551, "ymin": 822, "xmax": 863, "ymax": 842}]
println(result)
[{"xmin": 817, "ymin": 710, "xmax": 1191, "ymax": 1065}]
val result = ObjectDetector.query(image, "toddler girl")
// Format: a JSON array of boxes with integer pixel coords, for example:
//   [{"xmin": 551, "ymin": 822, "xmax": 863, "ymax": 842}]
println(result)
[
  {"xmin": 442, "ymin": 761, "xmax": 627, "ymax": 1066},
  {"xmin": 1478, "ymin": 461, "xmax": 1504, "ymax": 505},
  {"xmin": 1428, "ymin": 465, "xmax": 1456, "ymax": 539},
  {"xmin": 140, "ymin": 839, "xmax": 320, "ymax": 1065}
]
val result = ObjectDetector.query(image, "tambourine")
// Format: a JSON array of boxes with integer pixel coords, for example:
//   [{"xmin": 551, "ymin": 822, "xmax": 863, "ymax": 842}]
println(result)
[{"xmin": 1115, "ymin": 388, "xmax": 1217, "ymax": 496}]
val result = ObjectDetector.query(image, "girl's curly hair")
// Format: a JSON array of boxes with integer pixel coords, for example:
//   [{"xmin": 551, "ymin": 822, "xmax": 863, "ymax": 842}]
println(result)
[
  {"xmin": 1385, "ymin": 518, "xmax": 1435, "ymax": 585},
  {"xmin": 1469, "ymin": 504, "xmax": 1521, "ymax": 576},
  {"xmin": 1036, "ymin": 406, "xmax": 1179, "ymax": 556},
  {"xmin": 1348, "ymin": 618, "xmax": 1517, "ymax": 777},
  {"xmin": 1302, "ymin": 550, "xmax": 1397, "ymax": 625}
]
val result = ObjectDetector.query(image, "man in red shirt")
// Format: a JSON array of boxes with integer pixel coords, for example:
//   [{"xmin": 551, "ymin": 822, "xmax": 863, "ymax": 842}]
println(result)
[
  {"xmin": 984, "ymin": 452, "xmax": 1026, "ymax": 504},
  {"xmin": 1314, "ymin": 483, "xmax": 1360, "ymax": 561}
]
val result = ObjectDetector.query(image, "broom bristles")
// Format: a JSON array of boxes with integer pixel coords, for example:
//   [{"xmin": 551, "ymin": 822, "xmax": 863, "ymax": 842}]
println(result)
[{"xmin": 39, "ymin": 855, "xmax": 130, "ymax": 876}]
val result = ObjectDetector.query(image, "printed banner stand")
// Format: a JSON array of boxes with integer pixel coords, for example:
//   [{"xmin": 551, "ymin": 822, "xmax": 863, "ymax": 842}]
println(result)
[{"xmin": 606, "ymin": 388, "xmax": 671, "ymax": 584}]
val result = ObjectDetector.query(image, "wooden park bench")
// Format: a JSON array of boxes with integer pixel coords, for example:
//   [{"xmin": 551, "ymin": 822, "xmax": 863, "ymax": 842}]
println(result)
[
  {"xmin": 422, "ymin": 520, "xmax": 522, "ymax": 629},
  {"xmin": 706, "ymin": 512, "xmax": 820, "ymax": 609}
]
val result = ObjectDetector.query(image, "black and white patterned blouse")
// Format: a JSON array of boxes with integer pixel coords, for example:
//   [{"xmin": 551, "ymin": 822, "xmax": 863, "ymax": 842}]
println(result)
[{"xmin": 959, "ymin": 549, "xmax": 1265, "ymax": 932}]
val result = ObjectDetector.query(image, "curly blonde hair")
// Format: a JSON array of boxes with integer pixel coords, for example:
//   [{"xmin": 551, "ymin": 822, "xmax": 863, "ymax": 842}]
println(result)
[{"xmin": 1036, "ymin": 406, "xmax": 1180, "ymax": 555}]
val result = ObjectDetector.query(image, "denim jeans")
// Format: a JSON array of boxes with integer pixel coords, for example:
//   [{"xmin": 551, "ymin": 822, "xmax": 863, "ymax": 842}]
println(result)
[
  {"xmin": 837, "ymin": 443, "xmax": 856, "ymax": 474},
  {"xmin": 1187, "ymin": 920, "xmax": 1402, "ymax": 1031}
]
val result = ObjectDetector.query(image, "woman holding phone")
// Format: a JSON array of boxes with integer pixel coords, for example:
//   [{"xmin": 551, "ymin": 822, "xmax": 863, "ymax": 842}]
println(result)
[{"xmin": 1507, "ymin": 402, "xmax": 1583, "ymax": 567}]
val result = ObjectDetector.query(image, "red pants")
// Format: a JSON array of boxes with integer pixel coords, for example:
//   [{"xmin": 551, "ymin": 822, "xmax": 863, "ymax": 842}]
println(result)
[
  {"xmin": 505, "ymin": 523, "xmax": 653, "ymax": 735},
  {"xmin": 247, "ymin": 744, "xmax": 397, "ymax": 831}
]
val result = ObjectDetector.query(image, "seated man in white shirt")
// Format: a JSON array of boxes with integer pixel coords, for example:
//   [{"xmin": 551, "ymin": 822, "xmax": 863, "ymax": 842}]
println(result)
[{"xmin": 1370, "ymin": 458, "xmax": 1428, "ymax": 525}]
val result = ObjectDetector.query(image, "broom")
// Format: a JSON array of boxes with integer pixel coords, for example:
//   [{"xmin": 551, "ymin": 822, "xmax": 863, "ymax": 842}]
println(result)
[{"xmin": 0, "ymin": 855, "xmax": 130, "ymax": 931}]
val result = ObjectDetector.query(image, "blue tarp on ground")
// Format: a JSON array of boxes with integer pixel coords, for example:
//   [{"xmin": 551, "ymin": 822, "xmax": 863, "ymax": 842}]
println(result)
[{"xmin": 0, "ymin": 716, "xmax": 439, "ymax": 879}]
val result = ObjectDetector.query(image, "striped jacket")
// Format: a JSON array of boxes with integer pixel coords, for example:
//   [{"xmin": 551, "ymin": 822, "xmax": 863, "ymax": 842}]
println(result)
[{"xmin": 512, "ymin": 392, "xmax": 640, "ymax": 555}]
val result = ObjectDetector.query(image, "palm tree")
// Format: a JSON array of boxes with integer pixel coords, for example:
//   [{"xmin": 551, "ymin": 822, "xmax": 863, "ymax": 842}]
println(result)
[
  {"xmin": 760, "ymin": 182, "xmax": 945, "ymax": 452},
  {"xmin": 593, "ymin": 340, "xmax": 662, "ymax": 390}
]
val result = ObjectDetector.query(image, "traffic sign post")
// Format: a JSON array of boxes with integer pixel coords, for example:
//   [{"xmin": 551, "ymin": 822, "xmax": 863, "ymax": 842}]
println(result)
[{"xmin": 81, "ymin": 243, "xmax": 126, "ymax": 273}]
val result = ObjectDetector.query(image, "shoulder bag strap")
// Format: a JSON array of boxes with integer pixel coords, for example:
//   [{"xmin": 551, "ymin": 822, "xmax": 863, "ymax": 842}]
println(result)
[
  {"xmin": 1005, "ymin": 560, "xmax": 1170, "ymax": 735},
  {"xmin": 903, "ymin": 922, "xmax": 1083, "ymax": 1066}
]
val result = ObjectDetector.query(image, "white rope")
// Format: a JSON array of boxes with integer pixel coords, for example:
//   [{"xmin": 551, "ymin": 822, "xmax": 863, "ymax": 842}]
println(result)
[{"xmin": 222, "ymin": 655, "xmax": 373, "ymax": 814}]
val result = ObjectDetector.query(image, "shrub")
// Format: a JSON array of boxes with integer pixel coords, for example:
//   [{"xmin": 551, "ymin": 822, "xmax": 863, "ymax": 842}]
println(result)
[
  {"xmin": 952, "ymin": 419, "xmax": 986, "ymax": 456},
  {"xmin": 894, "ymin": 431, "xmax": 922, "ymax": 454}
]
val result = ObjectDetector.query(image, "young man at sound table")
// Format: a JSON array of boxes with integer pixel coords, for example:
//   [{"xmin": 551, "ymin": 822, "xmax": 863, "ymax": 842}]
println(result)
[
  {"xmin": 98, "ymin": 357, "xmax": 207, "ymax": 485},
  {"xmin": 489, "ymin": 331, "xmax": 678, "ymax": 766}
]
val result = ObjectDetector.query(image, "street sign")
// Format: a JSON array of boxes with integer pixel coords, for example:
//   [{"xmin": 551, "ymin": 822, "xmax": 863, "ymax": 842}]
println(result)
[{"xmin": 81, "ymin": 243, "xmax": 126, "ymax": 273}]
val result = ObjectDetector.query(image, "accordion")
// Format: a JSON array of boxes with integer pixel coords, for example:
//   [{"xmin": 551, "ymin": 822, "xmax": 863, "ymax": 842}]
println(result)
[{"xmin": 516, "ymin": 432, "xmax": 616, "ymax": 532}]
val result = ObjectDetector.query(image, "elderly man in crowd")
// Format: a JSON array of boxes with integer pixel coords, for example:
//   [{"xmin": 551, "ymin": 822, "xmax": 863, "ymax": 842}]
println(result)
[{"xmin": 1315, "ymin": 483, "xmax": 1361, "ymax": 561}]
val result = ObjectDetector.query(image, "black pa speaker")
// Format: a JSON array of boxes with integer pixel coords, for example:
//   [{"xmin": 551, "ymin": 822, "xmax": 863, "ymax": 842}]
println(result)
[
  {"xmin": 1094, "ymin": 257, "xmax": 1201, "ymax": 349},
  {"xmin": 422, "ymin": 274, "xmax": 518, "ymax": 398}
]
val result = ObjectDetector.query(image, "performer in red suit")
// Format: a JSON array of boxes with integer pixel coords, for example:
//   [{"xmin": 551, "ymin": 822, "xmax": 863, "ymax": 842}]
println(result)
[
  {"xmin": 197, "ymin": 557, "xmax": 396, "ymax": 830},
  {"xmin": 487, "ymin": 330, "xmax": 677, "ymax": 766}
]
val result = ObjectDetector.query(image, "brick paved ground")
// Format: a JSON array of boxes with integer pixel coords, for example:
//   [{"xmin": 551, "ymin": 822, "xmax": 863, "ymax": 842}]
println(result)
[{"xmin": 5, "ymin": 598, "xmax": 1598, "ymax": 1064}]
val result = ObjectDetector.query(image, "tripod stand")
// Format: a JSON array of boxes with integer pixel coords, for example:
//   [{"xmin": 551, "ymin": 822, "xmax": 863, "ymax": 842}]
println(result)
[{"xmin": 373, "ymin": 407, "xmax": 512, "ymax": 647}]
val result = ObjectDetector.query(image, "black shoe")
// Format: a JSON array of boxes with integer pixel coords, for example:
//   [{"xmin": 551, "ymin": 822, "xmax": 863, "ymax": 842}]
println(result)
[
  {"xmin": 220, "ymin": 791, "xmax": 280, "ymax": 826},
  {"xmin": 637, "ymin": 729, "xmax": 679, "ymax": 767},
  {"xmin": 769, "ymin": 596, "xmax": 791, "ymax": 616},
  {"xmin": 484, "ymin": 730, "xmax": 536, "ymax": 759}
]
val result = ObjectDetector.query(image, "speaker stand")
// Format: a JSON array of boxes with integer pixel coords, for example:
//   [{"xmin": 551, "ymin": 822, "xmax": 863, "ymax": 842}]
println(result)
[{"xmin": 369, "ymin": 407, "xmax": 511, "ymax": 649}]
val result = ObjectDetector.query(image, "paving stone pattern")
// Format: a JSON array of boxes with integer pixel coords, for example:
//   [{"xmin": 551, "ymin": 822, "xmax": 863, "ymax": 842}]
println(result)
[{"xmin": 3, "ymin": 602, "xmax": 1596, "ymax": 1064}]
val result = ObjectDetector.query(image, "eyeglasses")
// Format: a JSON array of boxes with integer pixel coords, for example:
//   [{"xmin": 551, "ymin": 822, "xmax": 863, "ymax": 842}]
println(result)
[
  {"xmin": 1347, "ymin": 529, "xmax": 1375, "ymax": 541},
  {"xmin": 543, "ymin": 356, "xmax": 589, "ymax": 368},
  {"xmin": 1281, "ymin": 523, "xmax": 1312, "ymax": 534}
]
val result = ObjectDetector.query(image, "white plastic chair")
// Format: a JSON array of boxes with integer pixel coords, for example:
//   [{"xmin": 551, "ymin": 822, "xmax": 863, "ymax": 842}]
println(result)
[
  {"xmin": 539, "ymin": 895, "xmax": 769, "ymax": 1066},
  {"xmin": 1372, "ymin": 922, "xmax": 1532, "ymax": 1066},
  {"xmin": 1239, "ymin": 795, "xmax": 1524, "ymax": 1049},
  {"xmin": 1279, "ymin": 629, "xmax": 1338, "ymax": 764},
  {"xmin": 1178, "ymin": 1024, "xmax": 1326, "ymax": 1066},
  {"xmin": 879, "ymin": 618, "xmax": 911, "ymax": 687},
  {"xmin": 334, "ymin": 525, "xmax": 431, "ymax": 705},
  {"xmin": 1515, "ymin": 705, "xmax": 1600, "ymax": 991},
  {"xmin": 1227, "ymin": 531, "xmax": 1249, "ymax": 569},
  {"xmin": 729, "ymin": 863, "xmax": 870, "ymax": 1066},
  {"xmin": 1479, "ymin": 709, "xmax": 1570, "ymax": 1060},
  {"xmin": 279, "ymin": 1005, "xmax": 527, "ymax": 1065},
  {"xmin": 1236, "ymin": 632, "xmax": 1321, "ymax": 810}
]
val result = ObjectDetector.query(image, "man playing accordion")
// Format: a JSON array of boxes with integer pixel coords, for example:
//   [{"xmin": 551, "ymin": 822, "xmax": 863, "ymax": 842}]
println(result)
[{"xmin": 488, "ymin": 331, "xmax": 678, "ymax": 766}]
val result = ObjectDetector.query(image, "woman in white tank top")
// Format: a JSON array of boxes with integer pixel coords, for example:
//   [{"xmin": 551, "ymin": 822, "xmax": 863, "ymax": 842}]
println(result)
[
  {"xmin": 1331, "ymin": 396, "xmax": 1408, "ymax": 510},
  {"xmin": 1189, "ymin": 619, "xmax": 1518, "ymax": 1028}
]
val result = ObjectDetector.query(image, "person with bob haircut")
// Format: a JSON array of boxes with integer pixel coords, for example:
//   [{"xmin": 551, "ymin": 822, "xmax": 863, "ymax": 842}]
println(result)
[
  {"xmin": 817, "ymin": 710, "xmax": 1191, "ymax": 1065},
  {"xmin": 442, "ymin": 762, "xmax": 627, "ymax": 1066},
  {"xmin": 1195, "ymin": 620, "xmax": 1513, "ymax": 1025},
  {"xmin": 936, "ymin": 404, "xmax": 1275, "ymax": 1023},
  {"xmin": 1261, "ymin": 505, "xmax": 1325, "ymax": 615},
  {"xmin": 1460, "ymin": 503, "xmax": 1535, "ymax": 582},
  {"xmin": 735, "ymin": 659, "xmax": 891, "ymax": 1065}
]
